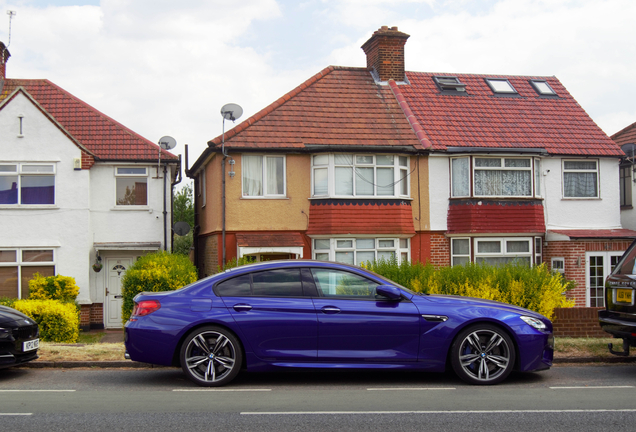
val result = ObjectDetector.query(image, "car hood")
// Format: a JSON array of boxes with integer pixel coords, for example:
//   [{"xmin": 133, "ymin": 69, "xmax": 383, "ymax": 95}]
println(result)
[
  {"xmin": 0, "ymin": 305, "xmax": 36, "ymax": 326},
  {"xmin": 418, "ymin": 294, "xmax": 548, "ymax": 320}
]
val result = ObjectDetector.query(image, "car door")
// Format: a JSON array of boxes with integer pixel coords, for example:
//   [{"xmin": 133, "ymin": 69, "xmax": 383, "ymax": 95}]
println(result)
[
  {"xmin": 216, "ymin": 268, "xmax": 318, "ymax": 361},
  {"xmin": 309, "ymin": 267, "xmax": 421, "ymax": 362}
]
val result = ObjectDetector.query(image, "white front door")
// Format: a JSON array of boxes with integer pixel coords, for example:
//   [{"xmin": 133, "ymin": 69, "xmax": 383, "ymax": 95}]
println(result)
[
  {"xmin": 105, "ymin": 258, "xmax": 131, "ymax": 328},
  {"xmin": 585, "ymin": 252, "xmax": 623, "ymax": 307}
]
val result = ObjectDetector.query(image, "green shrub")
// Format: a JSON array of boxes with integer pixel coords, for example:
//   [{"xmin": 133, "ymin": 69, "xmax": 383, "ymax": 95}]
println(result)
[
  {"xmin": 218, "ymin": 255, "xmax": 256, "ymax": 272},
  {"xmin": 364, "ymin": 258, "xmax": 574, "ymax": 320},
  {"xmin": 121, "ymin": 251, "xmax": 197, "ymax": 324},
  {"xmin": 28, "ymin": 273, "xmax": 80, "ymax": 302},
  {"xmin": 12, "ymin": 299, "xmax": 79, "ymax": 343},
  {"xmin": 0, "ymin": 297, "xmax": 16, "ymax": 308}
]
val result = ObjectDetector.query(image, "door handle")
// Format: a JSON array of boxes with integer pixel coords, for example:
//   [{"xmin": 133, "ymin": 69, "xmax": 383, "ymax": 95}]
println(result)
[
  {"xmin": 233, "ymin": 304, "xmax": 253, "ymax": 312},
  {"xmin": 321, "ymin": 306, "xmax": 341, "ymax": 314}
]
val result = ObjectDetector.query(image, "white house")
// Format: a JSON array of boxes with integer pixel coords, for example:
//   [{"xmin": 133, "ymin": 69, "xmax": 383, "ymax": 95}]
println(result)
[{"xmin": 0, "ymin": 42, "xmax": 179, "ymax": 329}]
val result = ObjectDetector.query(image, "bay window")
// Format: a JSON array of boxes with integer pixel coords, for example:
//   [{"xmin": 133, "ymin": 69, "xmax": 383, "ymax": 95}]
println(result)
[
  {"xmin": 0, "ymin": 248, "xmax": 55, "ymax": 299},
  {"xmin": 451, "ymin": 156, "xmax": 541, "ymax": 198},
  {"xmin": 563, "ymin": 160, "xmax": 598, "ymax": 198},
  {"xmin": 0, "ymin": 163, "xmax": 55, "ymax": 205},
  {"xmin": 242, "ymin": 155, "xmax": 286, "ymax": 197},
  {"xmin": 313, "ymin": 237, "xmax": 409, "ymax": 266},
  {"xmin": 312, "ymin": 154, "xmax": 409, "ymax": 198}
]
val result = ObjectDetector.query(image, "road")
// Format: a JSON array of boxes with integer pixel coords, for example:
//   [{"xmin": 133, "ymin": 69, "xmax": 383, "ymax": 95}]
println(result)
[{"xmin": 1, "ymin": 364, "xmax": 636, "ymax": 431}]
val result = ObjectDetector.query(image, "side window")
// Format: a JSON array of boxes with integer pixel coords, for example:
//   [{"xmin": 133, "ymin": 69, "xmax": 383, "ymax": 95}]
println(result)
[
  {"xmin": 252, "ymin": 269, "xmax": 302, "ymax": 297},
  {"xmin": 215, "ymin": 274, "xmax": 251, "ymax": 297},
  {"xmin": 310, "ymin": 268, "xmax": 379, "ymax": 299},
  {"xmin": 115, "ymin": 167, "xmax": 148, "ymax": 206}
]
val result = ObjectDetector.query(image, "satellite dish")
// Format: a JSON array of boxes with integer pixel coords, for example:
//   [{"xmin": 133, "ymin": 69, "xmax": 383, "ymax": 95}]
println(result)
[
  {"xmin": 158, "ymin": 136, "xmax": 177, "ymax": 150},
  {"xmin": 221, "ymin": 103, "xmax": 243, "ymax": 121},
  {"xmin": 621, "ymin": 143, "xmax": 636, "ymax": 158},
  {"xmin": 173, "ymin": 221, "xmax": 191, "ymax": 236}
]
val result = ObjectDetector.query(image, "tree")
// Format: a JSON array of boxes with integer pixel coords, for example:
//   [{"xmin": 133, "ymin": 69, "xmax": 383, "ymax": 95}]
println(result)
[{"xmin": 173, "ymin": 182, "xmax": 194, "ymax": 255}]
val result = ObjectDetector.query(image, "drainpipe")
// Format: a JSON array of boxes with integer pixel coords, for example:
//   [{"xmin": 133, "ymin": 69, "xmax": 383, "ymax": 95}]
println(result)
[
  {"xmin": 170, "ymin": 155, "xmax": 183, "ymax": 252},
  {"xmin": 163, "ymin": 163, "xmax": 168, "ymax": 251},
  {"xmin": 222, "ymin": 155, "xmax": 227, "ymax": 265}
]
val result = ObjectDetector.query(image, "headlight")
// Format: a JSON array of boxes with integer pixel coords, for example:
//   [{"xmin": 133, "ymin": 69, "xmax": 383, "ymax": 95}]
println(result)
[
  {"xmin": 0, "ymin": 327, "xmax": 11, "ymax": 339},
  {"xmin": 520, "ymin": 316, "xmax": 546, "ymax": 330}
]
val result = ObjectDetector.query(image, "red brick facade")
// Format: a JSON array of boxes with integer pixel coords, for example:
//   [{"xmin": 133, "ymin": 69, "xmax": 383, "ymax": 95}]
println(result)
[
  {"xmin": 552, "ymin": 307, "xmax": 606, "ymax": 338},
  {"xmin": 80, "ymin": 303, "xmax": 104, "ymax": 331},
  {"xmin": 361, "ymin": 26, "xmax": 409, "ymax": 82}
]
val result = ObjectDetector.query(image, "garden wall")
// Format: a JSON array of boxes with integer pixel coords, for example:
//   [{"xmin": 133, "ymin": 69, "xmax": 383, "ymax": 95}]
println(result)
[{"xmin": 552, "ymin": 307, "xmax": 606, "ymax": 338}]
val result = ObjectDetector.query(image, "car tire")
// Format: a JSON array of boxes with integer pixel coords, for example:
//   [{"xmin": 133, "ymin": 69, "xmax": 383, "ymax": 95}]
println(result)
[
  {"xmin": 180, "ymin": 326, "xmax": 243, "ymax": 387},
  {"xmin": 450, "ymin": 324, "xmax": 515, "ymax": 385}
]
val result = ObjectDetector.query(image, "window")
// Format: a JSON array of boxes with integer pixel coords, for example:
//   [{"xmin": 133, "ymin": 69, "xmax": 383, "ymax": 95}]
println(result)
[
  {"xmin": 311, "ymin": 268, "xmax": 379, "ymax": 298},
  {"xmin": 620, "ymin": 164, "xmax": 632, "ymax": 207},
  {"xmin": 529, "ymin": 80, "xmax": 557, "ymax": 96},
  {"xmin": 115, "ymin": 167, "xmax": 148, "ymax": 206},
  {"xmin": 313, "ymin": 237, "xmax": 409, "ymax": 265},
  {"xmin": 535, "ymin": 237, "xmax": 543, "ymax": 266},
  {"xmin": 451, "ymin": 238, "xmax": 471, "ymax": 266},
  {"xmin": 214, "ymin": 269, "xmax": 303, "ymax": 297},
  {"xmin": 552, "ymin": 257, "xmax": 565, "ymax": 274},
  {"xmin": 474, "ymin": 238, "xmax": 532, "ymax": 266},
  {"xmin": 242, "ymin": 155, "xmax": 285, "ymax": 197},
  {"xmin": 0, "ymin": 163, "xmax": 55, "ymax": 205},
  {"xmin": 0, "ymin": 248, "xmax": 55, "ymax": 299},
  {"xmin": 199, "ymin": 169, "xmax": 206, "ymax": 207},
  {"xmin": 433, "ymin": 76, "xmax": 466, "ymax": 93},
  {"xmin": 451, "ymin": 156, "xmax": 537, "ymax": 198},
  {"xmin": 563, "ymin": 160, "xmax": 598, "ymax": 198},
  {"xmin": 485, "ymin": 79, "xmax": 517, "ymax": 94},
  {"xmin": 311, "ymin": 154, "xmax": 409, "ymax": 198}
]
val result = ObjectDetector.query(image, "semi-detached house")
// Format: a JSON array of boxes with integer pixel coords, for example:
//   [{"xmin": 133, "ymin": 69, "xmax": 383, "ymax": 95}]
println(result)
[
  {"xmin": 0, "ymin": 42, "xmax": 179, "ymax": 329},
  {"xmin": 188, "ymin": 26, "xmax": 633, "ymax": 307}
]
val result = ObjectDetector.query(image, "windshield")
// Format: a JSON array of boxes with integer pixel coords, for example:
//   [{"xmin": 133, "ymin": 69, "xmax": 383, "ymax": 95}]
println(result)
[{"xmin": 609, "ymin": 239, "xmax": 636, "ymax": 280}]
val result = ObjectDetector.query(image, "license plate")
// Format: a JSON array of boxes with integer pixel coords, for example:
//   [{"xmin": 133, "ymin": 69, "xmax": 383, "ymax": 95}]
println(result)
[
  {"xmin": 23, "ymin": 339, "xmax": 39, "ymax": 352},
  {"xmin": 616, "ymin": 289, "xmax": 633, "ymax": 304}
]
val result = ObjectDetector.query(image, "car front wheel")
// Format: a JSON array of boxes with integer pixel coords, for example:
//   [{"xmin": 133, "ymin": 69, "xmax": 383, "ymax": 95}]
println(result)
[
  {"xmin": 450, "ymin": 324, "xmax": 515, "ymax": 385},
  {"xmin": 180, "ymin": 326, "xmax": 243, "ymax": 387}
]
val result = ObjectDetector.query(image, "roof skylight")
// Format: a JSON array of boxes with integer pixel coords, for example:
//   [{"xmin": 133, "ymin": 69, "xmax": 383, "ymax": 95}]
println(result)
[
  {"xmin": 530, "ymin": 80, "xmax": 557, "ymax": 96},
  {"xmin": 485, "ymin": 79, "xmax": 517, "ymax": 94},
  {"xmin": 433, "ymin": 76, "xmax": 467, "ymax": 93}
]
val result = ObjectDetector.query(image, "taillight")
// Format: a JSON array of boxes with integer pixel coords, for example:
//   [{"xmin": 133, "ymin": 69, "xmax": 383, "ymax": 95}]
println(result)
[{"xmin": 130, "ymin": 300, "xmax": 161, "ymax": 320}]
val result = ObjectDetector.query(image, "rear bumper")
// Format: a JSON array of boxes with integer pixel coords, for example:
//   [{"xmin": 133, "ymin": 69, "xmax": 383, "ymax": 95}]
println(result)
[{"xmin": 598, "ymin": 310, "xmax": 636, "ymax": 344}]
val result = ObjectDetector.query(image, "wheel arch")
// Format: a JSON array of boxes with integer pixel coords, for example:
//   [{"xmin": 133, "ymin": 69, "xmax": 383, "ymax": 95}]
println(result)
[{"xmin": 171, "ymin": 321, "xmax": 247, "ymax": 369}]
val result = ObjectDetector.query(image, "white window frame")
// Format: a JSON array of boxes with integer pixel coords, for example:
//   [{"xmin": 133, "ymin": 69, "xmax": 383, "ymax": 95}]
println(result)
[
  {"xmin": 0, "ymin": 248, "xmax": 56, "ymax": 299},
  {"xmin": 473, "ymin": 157, "xmax": 533, "ymax": 198},
  {"xmin": 241, "ymin": 155, "xmax": 286, "ymax": 198},
  {"xmin": 485, "ymin": 78, "xmax": 518, "ymax": 94},
  {"xmin": 312, "ymin": 237, "xmax": 410, "ymax": 266},
  {"xmin": 311, "ymin": 154, "xmax": 410, "ymax": 199},
  {"xmin": 551, "ymin": 257, "xmax": 565, "ymax": 274},
  {"xmin": 451, "ymin": 237, "xmax": 471, "ymax": 266},
  {"xmin": 450, "ymin": 157, "xmax": 470, "ymax": 198},
  {"xmin": 473, "ymin": 237, "xmax": 533, "ymax": 266},
  {"xmin": 562, "ymin": 159, "xmax": 599, "ymax": 199},
  {"xmin": 114, "ymin": 166, "xmax": 149, "ymax": 207},
  {"xmin": 0, "ymin": 162, "xmax": 56, "ymax": 206}
]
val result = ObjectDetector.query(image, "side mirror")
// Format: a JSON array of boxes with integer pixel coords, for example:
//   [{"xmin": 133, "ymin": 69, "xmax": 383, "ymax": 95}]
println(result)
[{"xmin": 376, "ymin": 285, "xmax": 402, "ymax": 301}]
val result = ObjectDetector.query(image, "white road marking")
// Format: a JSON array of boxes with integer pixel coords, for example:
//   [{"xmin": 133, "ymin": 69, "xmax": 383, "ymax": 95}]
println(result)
[
  {"xmin": 241, "ymin": 409, "xmax": 636, "ymax": 415},
  {"xmin": 367, "ymin": 387, "xmax": 456, "ymax": 391},
  {"xmin": 0, "ymin": 413, "xmax": 33, "ymax": 416},
  {"xmin": 549, "ymin": 386, "xmax": 635, "ymax": 389},
  {"xmin": 173, "ymin": 388, "xmax": 272, "ymax": 392},
  {"xmin": 0, "ymin": 390, "xmax": 76, "ymax": 392}
]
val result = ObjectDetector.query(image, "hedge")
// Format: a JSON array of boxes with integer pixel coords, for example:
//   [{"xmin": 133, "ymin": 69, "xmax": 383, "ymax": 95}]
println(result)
[
  {"xmin": 121, "ymin": 251, "xmax": 197, "ymax": 324},
  {"xmin": 12, "ymin": 299, "xmax": 79, "ymax": 343},
  {"xmin": 28, "ymin": 273, "xmax": 80, "ymax": 302}
]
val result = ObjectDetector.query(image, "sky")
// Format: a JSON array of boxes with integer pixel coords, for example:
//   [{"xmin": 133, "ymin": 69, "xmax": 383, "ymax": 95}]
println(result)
[{"xmin": 1, "ymin": 0, "xmax": 635, "ymax": 179}]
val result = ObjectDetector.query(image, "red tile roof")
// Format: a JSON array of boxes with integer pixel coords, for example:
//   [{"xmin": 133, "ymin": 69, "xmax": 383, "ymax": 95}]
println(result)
[
  {"xmin": 398, "ymin": 72, "xmax": 623, "ymax": 157},
  {"xmin": 206, "ymin": 66, "xmax": 422, "ymax": 152},
  {"xmin": 447, "ymin": 200, "xmax": 545, "ymax": 234},
  {"xmin": 611, "ymin": 121, "xmax": 636, "ymax": 149},
  {"xmin": 0, "ymin": 79, "xmax": 177, "ymax": 162},
  {"xmin": 306, "ymin": 200, "xmax": 415, "ymax": 236}
]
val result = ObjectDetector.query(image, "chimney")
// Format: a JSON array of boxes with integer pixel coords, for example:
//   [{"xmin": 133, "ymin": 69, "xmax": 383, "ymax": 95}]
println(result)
[
  {"xmin": 361, "ymin": 26, "xmax": 410, "ymax": 82},
  {"xmin": 1, "ymin": 41, "xmax": 9, "ymax": 80}
]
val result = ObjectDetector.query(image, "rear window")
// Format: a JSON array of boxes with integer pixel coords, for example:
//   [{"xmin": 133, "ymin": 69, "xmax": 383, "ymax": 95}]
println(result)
[{"xmin": 609, "ymin": 241, "xmax": 636, "ymax": 280}]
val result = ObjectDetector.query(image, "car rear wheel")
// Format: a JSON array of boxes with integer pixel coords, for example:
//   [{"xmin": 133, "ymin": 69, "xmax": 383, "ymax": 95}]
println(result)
[
  {"xmin": 180, "ymin": 326, "xmax": 242, "ymax": 387},
  {"xmin": 450, "ymin": 324, "xmax": 515, "ymax": 385}
]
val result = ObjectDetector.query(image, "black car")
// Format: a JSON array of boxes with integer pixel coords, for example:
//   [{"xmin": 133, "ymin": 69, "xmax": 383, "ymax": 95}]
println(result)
[
  {"xmin": 599, "ymin": 239, "xmax": 636, "ymax": 356},
  {"xmin": 0, "ymin": 305, "xmax": 40, "ymax": 368}
]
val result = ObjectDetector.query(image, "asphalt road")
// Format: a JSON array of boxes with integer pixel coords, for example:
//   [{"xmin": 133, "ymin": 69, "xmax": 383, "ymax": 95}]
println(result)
[{"xmin": 2, "ymin": 364, "xmax": 636, "ymax": 431}]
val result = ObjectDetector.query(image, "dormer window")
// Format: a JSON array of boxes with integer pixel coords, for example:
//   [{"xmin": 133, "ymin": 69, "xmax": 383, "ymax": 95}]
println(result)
[
  {"xmin": 433, "ymin": 76, "xmax": 466, "ymax": 93},
  {"xmin": 529, "ymin": 80, "xmax": 557, "ymax": 96},
  {"xmin": 485, "ymin": 79, "xmax": 517, "ymax": 94}
]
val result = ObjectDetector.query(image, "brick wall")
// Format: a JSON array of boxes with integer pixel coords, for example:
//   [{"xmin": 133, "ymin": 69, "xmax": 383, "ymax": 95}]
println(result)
[
  {"xmin": 430, "ymin": 233, "xmax": 450, "ymax": 268},
  {"xmin": 79, "ymin": 303, "xmax": 104, "ymax": 331},
  {"xmin": 198, "ymin": 234, "xmax": 219, "ymax": 278},
  {"xmin": 552, "ymin": 307, "xmax": 607, "ymax": 338}
]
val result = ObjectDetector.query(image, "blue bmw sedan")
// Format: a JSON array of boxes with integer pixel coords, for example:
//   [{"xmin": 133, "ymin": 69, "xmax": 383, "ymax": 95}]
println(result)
[{"xmin": 124, "ymin": 260, "xmax": 553, "ymax": 386}]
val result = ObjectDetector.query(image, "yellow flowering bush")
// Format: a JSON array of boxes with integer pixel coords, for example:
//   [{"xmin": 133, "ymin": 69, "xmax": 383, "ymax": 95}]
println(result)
[
  {"xmin": 12, "ymin": 299, "xmax": 79, "ymax": 343},
  {"xmin": 28, "ymin": 274, "xmax": 79, "ymax": 302},
  {"xmin": 121, "ymin": 251, "xmax": 197, "ymax": 324}
]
